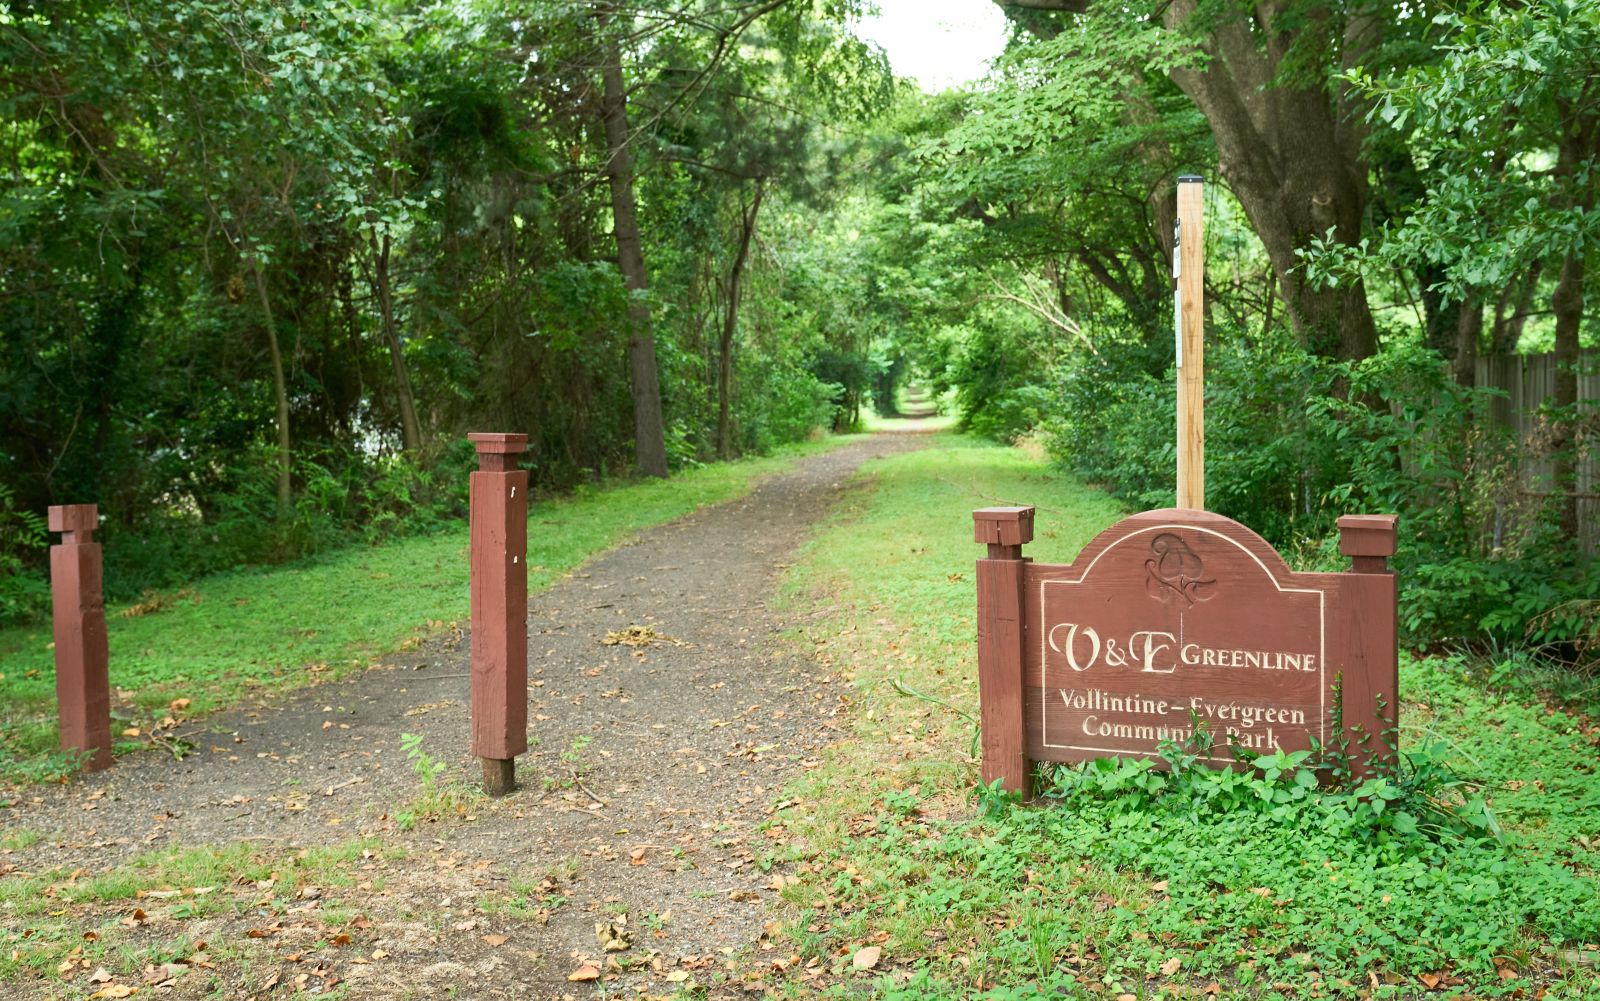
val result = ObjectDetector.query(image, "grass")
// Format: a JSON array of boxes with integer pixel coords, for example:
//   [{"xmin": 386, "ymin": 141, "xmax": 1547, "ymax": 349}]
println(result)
[
  {"xmin": 0, "ymin": 837, "xmax": 398, "ymax": 983},
  {"xmin": 769, "ymin": 433, "xmax": 1600, "ymax": 999},
  {"xmin": 0, "ymin": 436, "xmax": 855, "ymax": 781}
]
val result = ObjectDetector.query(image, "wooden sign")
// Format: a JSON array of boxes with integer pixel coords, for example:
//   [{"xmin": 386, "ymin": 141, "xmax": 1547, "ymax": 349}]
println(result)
[{"xmin": 974, "ymin": 506, "xmax": 1397, "ymax": 796}]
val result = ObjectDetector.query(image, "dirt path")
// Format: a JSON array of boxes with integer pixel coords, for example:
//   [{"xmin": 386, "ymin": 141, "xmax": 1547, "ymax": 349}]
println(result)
[{"xmin": 3, "ymin": 430, "xmax": 932, "ymax": 1000}]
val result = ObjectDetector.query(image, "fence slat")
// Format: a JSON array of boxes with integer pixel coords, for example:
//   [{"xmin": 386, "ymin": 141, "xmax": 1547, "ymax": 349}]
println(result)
[{"xmin": 1476, "ymin": 350, "xmax": 1599, "ymax": 553}]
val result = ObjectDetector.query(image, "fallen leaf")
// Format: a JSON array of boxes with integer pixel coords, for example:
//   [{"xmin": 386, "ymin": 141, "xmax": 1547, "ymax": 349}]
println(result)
[
  {"xmin": 91, "ymin": 986, "xmax": 136, "ymax": 999},
  {"xmin": 853, "ymin": 946, "xmax": 881, "ymax": 971},
  {"xmin": 1160, "ymin": 957, "xmax": 1182, "ymax": 976},
  {"xmin": 483, "ymin": 934, "xmax": 509, "ymax": 947},
  {"xmin": 1151, "ymin": 880, "xmax": 1168, "ymax": 893},
  {"xmin": 596, "ymin": 921, "xmax": 632, "ymax": 952},
  {"xmin": 88, "ymin": 968, "xmax": 113, "ymax": 983},
  {"xmin": 1419, "ymin": 972, "xmax": 1442, "ymax": 990},
  {"xmin": 568, "ymin": 961, "xmax": 601, "ymax": 982}
]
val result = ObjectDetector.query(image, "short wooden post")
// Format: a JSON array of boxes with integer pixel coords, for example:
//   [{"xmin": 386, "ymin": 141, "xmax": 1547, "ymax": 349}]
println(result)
[
  {"xmin": 1337, "ymin": 514, "xmax": 1399, "ymax": 776},
  {"xmin": 974, "ymin": 506, "xmax": 1035, "ymax": 797},
  {"xmin": 1175, "ymin": 175, "xmax": 1206, "ymax": 510},
  {"xmin": 468, "ymin": 433, "xmax": 530, "ymax": 796},
  {"xmin": 48, "ymin": 504, "xmax": 113, "ymax": 772}
]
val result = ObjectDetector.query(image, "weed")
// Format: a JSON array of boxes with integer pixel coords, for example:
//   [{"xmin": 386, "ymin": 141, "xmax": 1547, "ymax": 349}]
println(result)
[
  {"xmin": 773, "ymin": 434, "xmax": 1600, "ymax": 998},
  {"xmin": 394, "ymin": 733, "xmax": 475, "ymax": 829},
  {"xmin": 0, "ymin": 438, "xmax": 855, "ymax": 780}
]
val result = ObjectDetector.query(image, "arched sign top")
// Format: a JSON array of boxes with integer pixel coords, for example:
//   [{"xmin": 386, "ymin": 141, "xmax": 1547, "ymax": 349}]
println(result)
[{"xmin": 1059, "ymin": 508, "xmax": 1296, "ymax": 589}]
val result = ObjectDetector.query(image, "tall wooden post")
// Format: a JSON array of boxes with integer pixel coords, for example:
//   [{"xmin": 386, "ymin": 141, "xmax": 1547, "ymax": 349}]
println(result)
[
  {"xmin": 1175, "ymin": 175, "xmax": 1206, "ymax": 510},
  {"xmin": 973, "ymin": 506, "xmax": 1035, "ymax": 797},
  {"xmin": 468, "ymin": 432, "xmax": 530, "ymax": 796},
  {"xmin": 48, "ymin": 504, "xmax": 113, "ymax": 772},
  {"xmin": 1337, "ymin": 514, "xmax": 1400, "ymax": 775}
]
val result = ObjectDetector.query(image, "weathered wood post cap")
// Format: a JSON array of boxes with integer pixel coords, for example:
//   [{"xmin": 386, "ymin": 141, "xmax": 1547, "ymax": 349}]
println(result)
[
  {"xmin": 467, "ymin": 432, "xmax": 528, "ymax": 473},
  {"xmin": 1337, "ymin": 514, "xmax": 1398, "ymax": 558},
  {"xmin": 1178, "ymin": 174, "xmax": 1203, "ymax": 183},
  {"xmin": 47, "ymin": 504, "xmax": 98, "ymax": 540},
  {"xmin": 973, "ymin": 506, "xmax": 1035, "ymax": 547}
]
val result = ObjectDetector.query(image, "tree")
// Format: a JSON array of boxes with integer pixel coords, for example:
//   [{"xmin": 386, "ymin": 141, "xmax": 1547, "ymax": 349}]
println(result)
[
  {"xmin": 992, "ymin": 0, "xmax": 1424, "ymax": 361},
  {"xmin": 599, "ymin": 20, "xmax": 671, "ymax": 477},
  {"xmin": 1331, "ymin": 1, "xmax": 1600, "ymax": 534}
]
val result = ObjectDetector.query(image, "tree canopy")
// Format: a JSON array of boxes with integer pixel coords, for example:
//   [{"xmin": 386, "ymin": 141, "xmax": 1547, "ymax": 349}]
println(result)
[{"xmin": 1, "ymin": 0, "xmax": 1595, "ymax": 654}]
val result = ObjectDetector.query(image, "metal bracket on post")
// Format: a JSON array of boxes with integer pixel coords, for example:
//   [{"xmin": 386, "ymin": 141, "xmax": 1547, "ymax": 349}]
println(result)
[
  {"xmin": 48, "ymin": 504, "xmax": 113, "ymax": 772},
  {"xmin": 468, "ymin": 433, "xmax": 530, "ymax": 796}
]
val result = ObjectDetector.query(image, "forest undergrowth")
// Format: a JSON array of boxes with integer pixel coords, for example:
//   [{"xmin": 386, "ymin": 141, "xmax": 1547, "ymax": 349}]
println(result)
[{"xmin": 771, "ymin": 434, "xmax": 1600, "ymax": 1000}]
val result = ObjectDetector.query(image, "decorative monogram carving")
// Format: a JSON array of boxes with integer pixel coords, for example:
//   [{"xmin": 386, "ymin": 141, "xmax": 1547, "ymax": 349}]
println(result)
[{"xmin": 1144, "ymin": 533, "xmax": 1216, "ymax": 606}]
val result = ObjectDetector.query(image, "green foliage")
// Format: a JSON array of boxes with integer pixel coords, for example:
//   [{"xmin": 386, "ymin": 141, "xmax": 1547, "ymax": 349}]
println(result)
[
  {"xmin": 0, "ymin": 484, "xmax": 48, "ymax": 624},
  {"xmin": 0, "ymin": 0, "xmax": 883, "ymax": 625},
  {"xmin": 0, "ymin": 438, "xmax": 845, "ymax": 780},
  {"xmin": 777, "ymin": 434, "xmax": 1600, "ymax": 1000},
  {"xmin": 1044, "ymin": 331, "xmax": 1597, "ymax": 650}
]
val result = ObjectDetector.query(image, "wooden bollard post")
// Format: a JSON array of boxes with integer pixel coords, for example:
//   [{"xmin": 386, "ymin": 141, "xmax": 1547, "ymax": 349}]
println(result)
[
  {"xmin": 468, "ymin": 433, "xmax": 530, "ymax": 796},
  {"xmin": 48, "ymin": 504, "xmax": 113, "ymax": 772},
  {"xmin": 974, "ymin": 506, "xmax": 1035, "ymax": 797},
  {"xmin": 1337, "ymin": 514, "xmax": 1400, "ymax": 776}
]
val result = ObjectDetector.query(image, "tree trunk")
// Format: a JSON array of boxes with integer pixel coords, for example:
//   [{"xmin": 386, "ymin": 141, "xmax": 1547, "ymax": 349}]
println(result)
[
  {"xmin": 250, "ymin": 262, "xmax": 293, "ymax": 509},
  {"xmin": 991, "ymin": 0, "xmax": 1382, "ymax": 360},
  {"xmin": 600, "ymin": 34, "xmax": 669, "ymax": 478},
  {"xmin": 1490, "ymin": 262, "xmax": 1541, "ymax": 354},
  {"xmin": 374, "ymin": 232, "xmax": 423, "ymax": 454},
  {"xmin": 717, "ymin": 182, "xmax": 764, "ymax": 460},
  {"xmin": 1160, "ymin": 0, "xmax": 1380, "ymax": 361},
  {"xmin": 1550, "ymin": 248, "xmax": 1583, "ymax": 536},
  {"xmin": 1548, "ymin": 98, "xmax": 1596, "ymax": 537},
  {"xmin": 1452, "ymin": 294, "xmax": 1481, "ymax": 388}
]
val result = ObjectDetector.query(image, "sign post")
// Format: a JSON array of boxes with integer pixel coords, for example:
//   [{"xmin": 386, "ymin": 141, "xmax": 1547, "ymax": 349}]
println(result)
[
  {"xmin": 1175, "ymin": 175, "xmax": 1205, "ymax": 510},
  {"xmin": 48, "ymin": 503, "xmax": 113, "ymax": 772},
  {"xmin": 468, "ymin": 432, "xmax": 530, "ymax": 796}
]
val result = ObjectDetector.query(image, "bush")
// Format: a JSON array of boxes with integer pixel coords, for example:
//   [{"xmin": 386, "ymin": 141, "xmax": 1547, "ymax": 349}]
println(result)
[
  {"xmin": 0, "ymin": 483, "xmax": 49, "ymax": 625},
  {"xmin": 1041, "ymin": 331, "xmax": 1597, "ymax": 652}
]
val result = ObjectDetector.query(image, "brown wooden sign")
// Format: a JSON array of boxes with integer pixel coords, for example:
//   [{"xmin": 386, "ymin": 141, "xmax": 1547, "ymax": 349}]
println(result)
[{"xmin": 974, "ymin": 507, "xmax": 1397, "ymax": 796}]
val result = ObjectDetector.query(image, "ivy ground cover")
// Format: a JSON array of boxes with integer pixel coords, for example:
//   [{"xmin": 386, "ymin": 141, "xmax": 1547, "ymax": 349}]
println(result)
[{"xmin": 770, "ymin": 434, "xmax": 1600, "ymax": 1000}]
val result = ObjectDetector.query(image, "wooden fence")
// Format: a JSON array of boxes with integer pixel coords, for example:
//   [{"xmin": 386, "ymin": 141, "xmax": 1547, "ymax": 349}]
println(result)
[{"xmin": 1476, "ymin": 351, "xmax": 1600, "ymax": 553}]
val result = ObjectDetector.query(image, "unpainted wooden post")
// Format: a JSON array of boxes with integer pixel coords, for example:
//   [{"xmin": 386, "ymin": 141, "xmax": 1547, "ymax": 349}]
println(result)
[
  {"xmin": 1176, "ymin": 175, "xmax": 1206, "ymax": 510},
  {"xmin": 468, "ymin": 433, "xmax": 530, "ymax": 796},
  {"xmin": 48, "ymin": 504, "xmax": 113, "ymax": 772},
  {"xmin": 1337, "ymin": 514, "xmax": 1399, "ymax": 776},
  {"xmin": 973, "ymin": 505, "xmax": 1035, "ymax": 797}
]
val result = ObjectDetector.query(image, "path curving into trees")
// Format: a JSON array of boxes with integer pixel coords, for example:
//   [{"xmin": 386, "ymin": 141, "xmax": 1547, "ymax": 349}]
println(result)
[{"xmin": 6, "ymin": 428, "xmax": 936, "ymax": 998}]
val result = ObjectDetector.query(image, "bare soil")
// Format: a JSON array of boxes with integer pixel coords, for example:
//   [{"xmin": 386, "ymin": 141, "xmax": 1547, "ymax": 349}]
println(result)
[{"xmin": 1, "ymin": 430, "xmax": 931, "ymax": 1000}]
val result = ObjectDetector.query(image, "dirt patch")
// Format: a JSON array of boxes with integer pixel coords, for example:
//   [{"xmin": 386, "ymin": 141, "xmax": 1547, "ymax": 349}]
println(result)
[{"xmin": 1, "ymin": 431, "xmax": 931, "ymax": 999}]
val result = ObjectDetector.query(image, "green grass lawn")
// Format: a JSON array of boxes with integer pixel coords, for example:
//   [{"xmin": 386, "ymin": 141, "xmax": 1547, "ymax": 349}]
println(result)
[
  {"xmin": 0, "ymin": 437, "xmax": 854, "ymax": 781},
  {"xmin": 771, "ymin": 434, "xmax": 1600, "ymax": 1000}
]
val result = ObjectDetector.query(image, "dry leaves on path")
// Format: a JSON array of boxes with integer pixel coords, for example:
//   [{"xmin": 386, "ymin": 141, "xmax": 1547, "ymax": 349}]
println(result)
[{"xmin": 601, "ymin": 625, "xmax": 684, "ymax": 647}]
